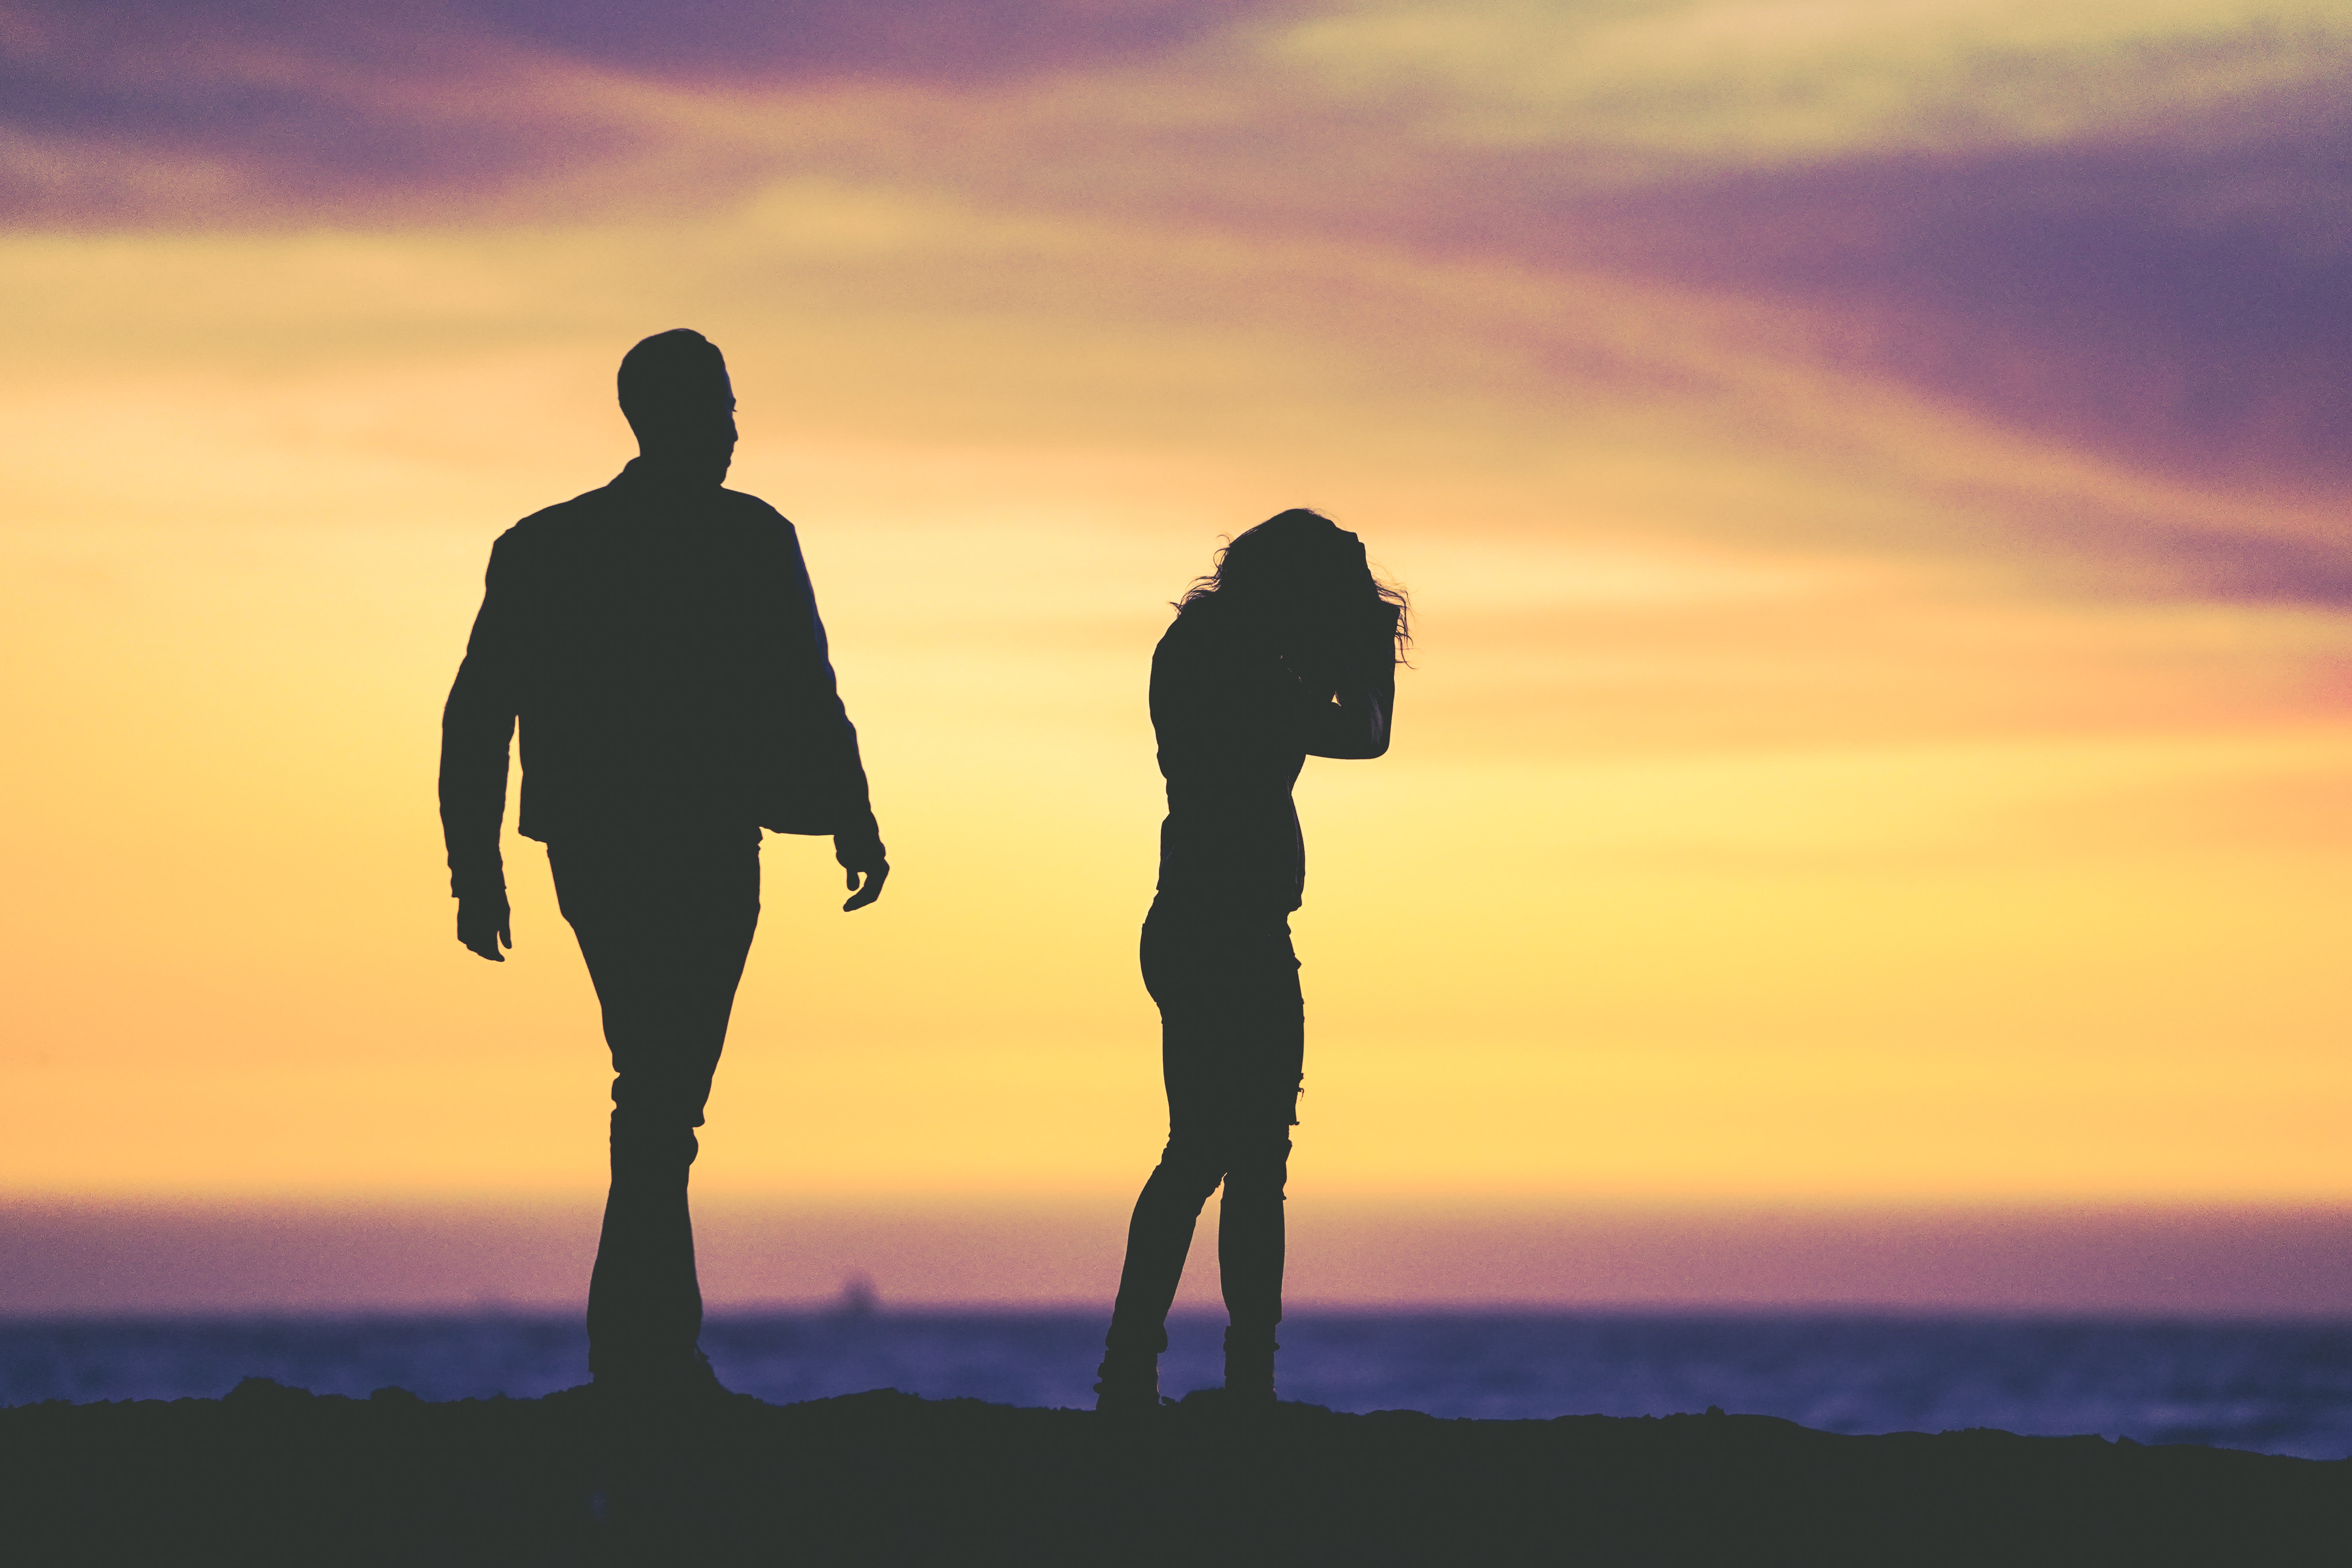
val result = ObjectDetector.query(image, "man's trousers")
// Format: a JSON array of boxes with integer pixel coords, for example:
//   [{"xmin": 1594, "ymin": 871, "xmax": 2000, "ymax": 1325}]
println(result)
[{"xmin": 549, "ymin": 833, "xmax": 759, "ymax": 1381}]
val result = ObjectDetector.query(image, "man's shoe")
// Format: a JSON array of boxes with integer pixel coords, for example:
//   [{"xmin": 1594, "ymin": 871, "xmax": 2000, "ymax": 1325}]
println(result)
[
  {"xmin": 1176, "ymin": 1385, "xmax": 1277, "ymax": 1419},
  {"xmin": 594, "ymin": 1350, "xmax": 739, "ymax": 1409},
  {"xmin": 1093, "ymin": 1355, "xmax": 1164, "ymax": 1415}
]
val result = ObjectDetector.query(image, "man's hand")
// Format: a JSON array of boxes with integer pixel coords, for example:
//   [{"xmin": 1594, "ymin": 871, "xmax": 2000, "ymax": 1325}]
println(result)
[
  {"xmin": 837, "ymin": 841, "xmax": 890, "ymax": 912},
  {"xmin": 457, "ymin": 892, "xmax": 512, "ymax": 961}
]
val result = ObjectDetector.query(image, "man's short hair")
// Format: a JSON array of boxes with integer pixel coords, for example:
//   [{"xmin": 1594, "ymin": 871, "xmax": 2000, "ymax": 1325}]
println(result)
[{"xmin": 618, "ymin": 329, "xmax": 731, "ymax": 428}]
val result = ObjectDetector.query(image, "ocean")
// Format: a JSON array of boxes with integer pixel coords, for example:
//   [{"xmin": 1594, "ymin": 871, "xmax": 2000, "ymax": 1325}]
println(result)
[{"xmin": 5, "ymin": 1311, "xmax": 2348, "ymax": 1460}]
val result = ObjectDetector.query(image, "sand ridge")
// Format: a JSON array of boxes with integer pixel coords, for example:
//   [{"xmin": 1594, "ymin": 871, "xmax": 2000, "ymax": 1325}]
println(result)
[{"xmin": 7, "ymin": 1377, "xmax": 2345, "ymax": 1564}]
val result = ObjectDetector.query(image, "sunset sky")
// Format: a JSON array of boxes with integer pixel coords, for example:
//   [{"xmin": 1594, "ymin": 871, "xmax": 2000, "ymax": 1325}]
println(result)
[{"xmin": 3, "ymin": 2, "xmax": 2349, "ymax": 1305}]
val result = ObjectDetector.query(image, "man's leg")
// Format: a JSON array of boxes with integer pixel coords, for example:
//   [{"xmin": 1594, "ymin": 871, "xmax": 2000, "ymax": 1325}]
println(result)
[{"xmin": 551, "ymin": 834, "xmax": 759, "ymax": 1385}]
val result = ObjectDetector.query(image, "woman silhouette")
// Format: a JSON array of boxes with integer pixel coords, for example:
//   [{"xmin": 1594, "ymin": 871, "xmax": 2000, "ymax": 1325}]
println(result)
[{"xmin": 1097, "ymin": 508, "xmax": 1407, "ymax": 1411}]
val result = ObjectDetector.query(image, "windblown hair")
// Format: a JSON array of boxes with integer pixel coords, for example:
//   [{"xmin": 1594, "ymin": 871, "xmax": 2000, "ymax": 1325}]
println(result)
[
  {"xmin": 1176, "ymin": 507, "xmax": 1412, "ymax": 665},
  {"xmin": 618, "ymin": 328, "xmax": 731, "ymax": 430}
]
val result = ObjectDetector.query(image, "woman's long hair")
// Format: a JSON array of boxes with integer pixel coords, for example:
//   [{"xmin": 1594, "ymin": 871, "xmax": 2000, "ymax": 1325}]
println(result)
[{"xmin": 1175, "ymin": 509, "xmax": 1411, "ymax": 672}]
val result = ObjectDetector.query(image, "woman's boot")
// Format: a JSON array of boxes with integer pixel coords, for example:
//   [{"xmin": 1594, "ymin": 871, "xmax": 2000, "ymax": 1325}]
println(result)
[{"xmin": 1222, "ymin": 1327, "xmax": 1278, "ymax": 1406}]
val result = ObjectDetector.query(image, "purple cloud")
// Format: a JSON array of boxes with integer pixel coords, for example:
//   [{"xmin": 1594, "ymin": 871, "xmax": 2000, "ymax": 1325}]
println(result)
[
  {"xmin": 1545, "ymin": 124, "xmax": 2352, "ymax": 491},
  {"xmin": 4, "ymin": 0, "xmax": 2346, "ymax": 601},
  {"xmin": 0, "ymin": 0, "xmax": 1287, "ymax": 219},
  {"xmin": 456, "ymin": 0, "xmax": 1269, "ymax": 79}
]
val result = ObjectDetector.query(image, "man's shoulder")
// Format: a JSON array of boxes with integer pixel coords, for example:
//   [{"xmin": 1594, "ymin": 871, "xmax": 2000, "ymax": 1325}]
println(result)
[
  {"xmin": 494, "ymin": 485, "xmax": 622, "ymax": 551},
  {"xmin": 488, "ymin": 481, "xmax": 799, "ymax": 564},
  {"xmin": 714, "ymin": 486, "xmax": 797, "ymax": 534}
]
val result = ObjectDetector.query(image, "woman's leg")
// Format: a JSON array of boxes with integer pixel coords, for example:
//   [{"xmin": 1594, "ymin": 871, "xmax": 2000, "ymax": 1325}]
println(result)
[
  {"xmin": 1216, "ymin": 1130, "xmax": 1291, "ymax": 1400},
  {"xmin": 1104, "ymin": 1135, "xmax": 1226, "ymax": 1363},
  {"xmin": 1099, "ymin": 904, "xmax": 1302, "ymax": 1404},
  {"xmin": 1099, "ymin": 905, "xmax": 1233, "ymax": 1401},
  {"xmin": 1215, "ymin": 918, "xmax": 1303, "ymax": 1399}
]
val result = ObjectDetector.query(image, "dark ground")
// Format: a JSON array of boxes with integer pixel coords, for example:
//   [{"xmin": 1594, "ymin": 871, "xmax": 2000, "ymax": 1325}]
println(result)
[{"xmin": 4, "ymin": 1379, "xmax": 2345, "ymax": 1566}]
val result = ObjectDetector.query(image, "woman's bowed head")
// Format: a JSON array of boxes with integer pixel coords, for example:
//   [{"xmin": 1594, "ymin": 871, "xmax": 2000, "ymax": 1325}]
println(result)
[{"xmin": 1176, "ymin": 507, "xmax": 1411, "ymax": 706}]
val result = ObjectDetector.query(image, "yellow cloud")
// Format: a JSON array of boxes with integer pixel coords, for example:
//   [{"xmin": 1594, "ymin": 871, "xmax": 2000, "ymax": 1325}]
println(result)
[{"xmin": 1269, "ymin": 0, "xmax": 2352, "ymax": 159}]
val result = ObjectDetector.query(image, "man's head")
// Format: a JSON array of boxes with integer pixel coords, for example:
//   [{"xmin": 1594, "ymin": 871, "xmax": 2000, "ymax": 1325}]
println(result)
[{"xmin": 618, "ymin": 328, "xmax": 737, "ymax": 481}]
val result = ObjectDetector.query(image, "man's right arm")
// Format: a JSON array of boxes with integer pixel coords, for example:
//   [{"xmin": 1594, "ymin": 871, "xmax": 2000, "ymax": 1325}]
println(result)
[{"xmin": 439, "ymin": 536, "xmax": 521, "ymax": 959}]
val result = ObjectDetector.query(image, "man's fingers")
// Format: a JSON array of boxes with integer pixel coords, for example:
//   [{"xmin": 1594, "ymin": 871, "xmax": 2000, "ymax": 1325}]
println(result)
[
  {"xmin": 841, "ymin": 862, "xmax": 890, "ymax": 912},
  {"xmin": 457, "ymin": 907, "xmax": 511, "ymax": 961}
]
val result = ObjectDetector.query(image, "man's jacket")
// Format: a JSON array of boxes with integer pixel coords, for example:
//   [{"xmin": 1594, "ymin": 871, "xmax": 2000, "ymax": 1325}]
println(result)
[{"xmin": 438, "ymin": 459, "xmax": 881, "ymax": 899}]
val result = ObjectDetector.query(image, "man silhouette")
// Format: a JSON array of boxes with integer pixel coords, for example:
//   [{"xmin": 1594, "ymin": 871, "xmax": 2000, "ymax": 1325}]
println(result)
[{"xmin": 439, "ymin": 329, "xmax": 887, "ymax": 1398}]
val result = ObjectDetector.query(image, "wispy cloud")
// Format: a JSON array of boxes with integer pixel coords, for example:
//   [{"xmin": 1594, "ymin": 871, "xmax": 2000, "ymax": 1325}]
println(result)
[
  {"xmin": 1272, "ymin": 0, "xmax": 2352, "ymax": 161},
  {"xmin": 4, "ymin": 0, "xmax": 2346, "ymax": 596}
]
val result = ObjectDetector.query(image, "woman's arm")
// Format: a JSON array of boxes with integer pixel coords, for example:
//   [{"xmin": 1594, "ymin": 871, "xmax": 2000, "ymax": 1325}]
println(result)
[{"xmin": 1301, "ymin": 617, "xmax": 1396, "ymax": 759}]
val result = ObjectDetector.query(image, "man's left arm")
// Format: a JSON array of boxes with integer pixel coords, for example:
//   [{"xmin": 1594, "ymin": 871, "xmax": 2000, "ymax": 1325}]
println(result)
[{"xmin": 767, "ymin": 520, "xmax": 889, "ymax": 911}]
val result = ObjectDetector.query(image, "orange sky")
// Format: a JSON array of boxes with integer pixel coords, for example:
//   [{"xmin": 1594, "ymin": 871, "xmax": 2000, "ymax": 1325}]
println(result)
[{"xmin": 3, "ymin": 0, "xmax": 2349, "ymax": 1217}]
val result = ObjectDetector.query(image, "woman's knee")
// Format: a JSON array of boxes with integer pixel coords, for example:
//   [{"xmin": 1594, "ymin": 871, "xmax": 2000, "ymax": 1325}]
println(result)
[
  {"xmin": 1150, "ymin": 1138, "xmax": 1229, "ymax": 1199},
  {"xmin": 1216, "ymin": 1131, "xmax": 1291, "ymax": 1192}
]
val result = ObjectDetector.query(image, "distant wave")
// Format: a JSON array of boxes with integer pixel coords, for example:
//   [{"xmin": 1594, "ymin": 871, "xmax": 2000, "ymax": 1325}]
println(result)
[{"xmin": 5, "ymin": 1311, "xmax": 2346, "ymax": 1460}]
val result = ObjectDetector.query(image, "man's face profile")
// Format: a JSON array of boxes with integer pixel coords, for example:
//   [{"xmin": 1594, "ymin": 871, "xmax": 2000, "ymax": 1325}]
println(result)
[{"xmin": 636, "ymin": 386, "xmax": 736, "ymax": 461}]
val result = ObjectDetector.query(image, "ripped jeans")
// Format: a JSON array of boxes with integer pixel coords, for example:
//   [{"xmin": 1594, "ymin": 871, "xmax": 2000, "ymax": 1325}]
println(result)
[{"xmin": 1105, "ymin": 898, "xmax": 1304, "ymax": 1358}]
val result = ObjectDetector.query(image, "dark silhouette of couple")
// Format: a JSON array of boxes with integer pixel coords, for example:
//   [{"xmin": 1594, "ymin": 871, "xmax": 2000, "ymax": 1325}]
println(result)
[{"xmin": 439, "ymin": 331, "xmax": 1406, "ymax": 1411}]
